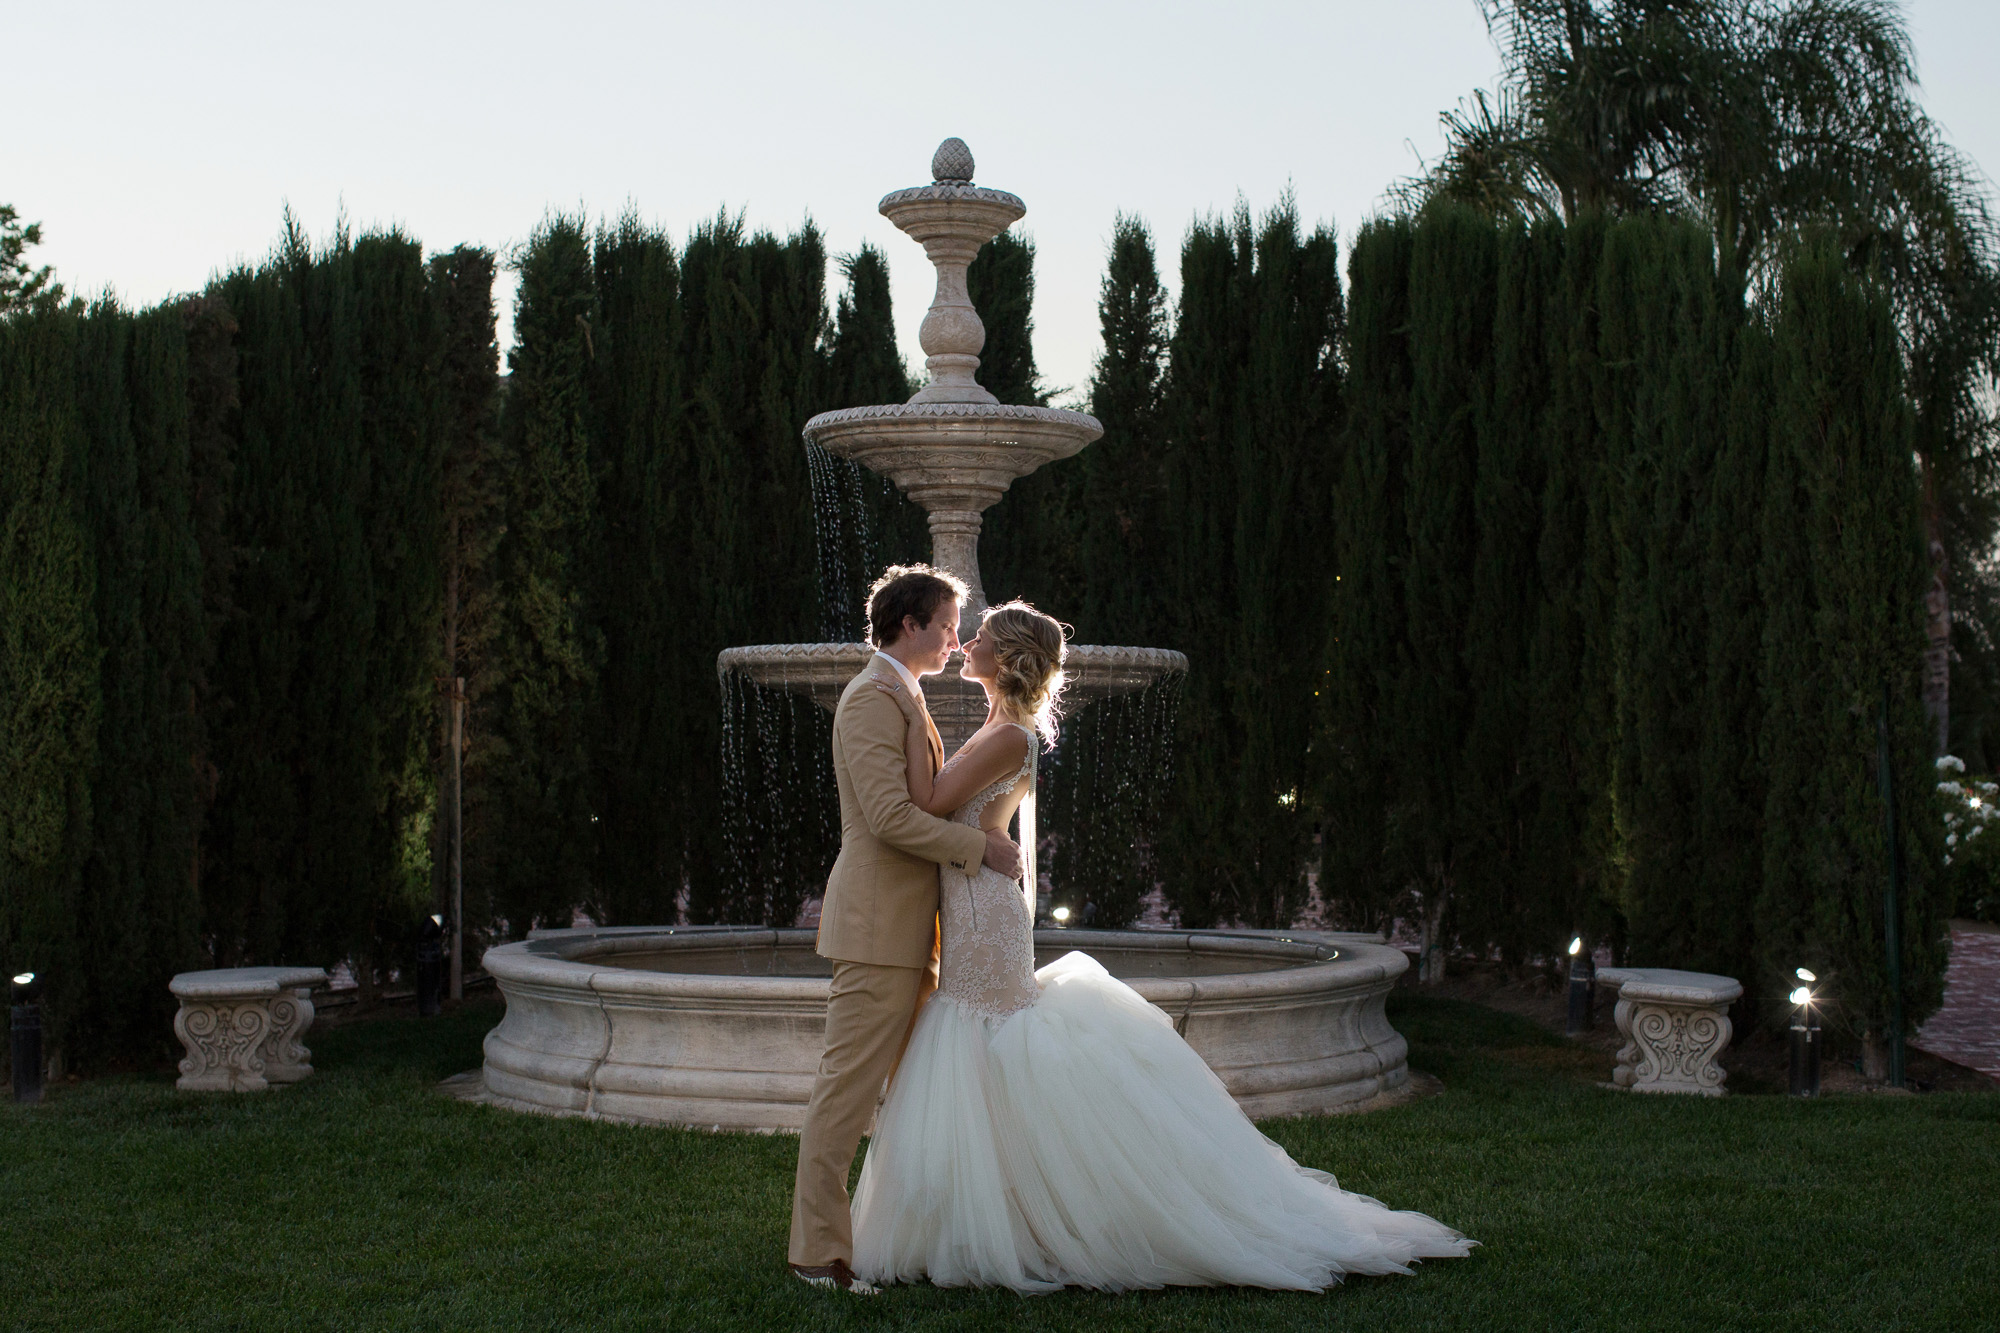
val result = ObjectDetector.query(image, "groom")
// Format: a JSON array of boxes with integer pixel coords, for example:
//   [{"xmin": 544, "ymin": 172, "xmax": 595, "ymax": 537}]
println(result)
[{"xmin": 788, "ymin": 565, "xmax": 1021, "ymax": 1293}]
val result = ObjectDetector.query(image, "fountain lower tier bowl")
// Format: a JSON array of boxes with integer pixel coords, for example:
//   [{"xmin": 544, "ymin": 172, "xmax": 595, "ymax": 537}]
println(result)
[{"xmin": 475, "ymin": 927, "xmax": 1415, "ymax": 1130}]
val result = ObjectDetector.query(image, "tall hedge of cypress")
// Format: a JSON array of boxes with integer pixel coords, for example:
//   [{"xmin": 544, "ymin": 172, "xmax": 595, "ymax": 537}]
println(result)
[
  {"xmin": 1758, "ymin": 241, "xmax": 1946, "ymax": 1049},
  {"xmin": 0, "ymin": 307, "xmax": 100, "ymax": 1057},
  {"xmin": 75, "ymin": 303, "xmax": 207, "ymax": 1057},
  {"xmin": 1156, "ymin": 200, "xmax": 1342, "ymax": 928}
]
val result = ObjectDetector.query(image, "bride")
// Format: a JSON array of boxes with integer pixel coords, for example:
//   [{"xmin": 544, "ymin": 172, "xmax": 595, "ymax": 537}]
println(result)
[{"xmin": 850, "ymin": 600, "xmax": 1476, "ymax": 1293}]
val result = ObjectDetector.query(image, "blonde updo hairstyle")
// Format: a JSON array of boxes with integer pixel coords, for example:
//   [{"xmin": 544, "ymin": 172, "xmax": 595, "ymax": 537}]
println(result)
[{"xmin": 979, "ymin": 600, "xmax": 1068, "ymax": 746}]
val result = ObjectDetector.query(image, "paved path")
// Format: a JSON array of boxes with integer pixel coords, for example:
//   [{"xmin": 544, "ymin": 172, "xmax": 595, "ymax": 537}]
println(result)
[{"xmin": 1912, "ymin": 920, "xmax": 2000, "ymax": 1079}]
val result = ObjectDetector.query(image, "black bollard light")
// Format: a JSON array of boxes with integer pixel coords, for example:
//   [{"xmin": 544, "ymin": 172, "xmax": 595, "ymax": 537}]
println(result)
[
  {"xmin": 11, "ymin": 971, "xmax": 43, "ymax": 1104},
  {"xmin": 416, "ymin": 914, "xmax": 445, "ymax": 1017},
  {"xmin": 1788, "ymin": 968, "xmax": 1821, "ymax": 1098},
  {"xmin": 1565, "ymin": 937, "xmax": 1595, "ymax": 1036}
]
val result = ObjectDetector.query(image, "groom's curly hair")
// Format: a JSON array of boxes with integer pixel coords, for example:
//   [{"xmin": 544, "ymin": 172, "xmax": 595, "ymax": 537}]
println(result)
[{"xmin": 867, "ymin": 564, "xmax": 968, "ymax": 648}]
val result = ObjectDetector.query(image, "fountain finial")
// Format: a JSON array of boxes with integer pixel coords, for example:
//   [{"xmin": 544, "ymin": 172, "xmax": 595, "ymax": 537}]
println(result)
[{"xmin": 931, "ymin": 137, "xmax": 975, "ymax": 184}]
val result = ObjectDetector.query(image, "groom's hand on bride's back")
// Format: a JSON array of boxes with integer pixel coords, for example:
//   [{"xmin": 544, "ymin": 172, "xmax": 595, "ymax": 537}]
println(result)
[{"xmin": 982, "ymin": 829, "xmax": 1022, "ymax": 878}]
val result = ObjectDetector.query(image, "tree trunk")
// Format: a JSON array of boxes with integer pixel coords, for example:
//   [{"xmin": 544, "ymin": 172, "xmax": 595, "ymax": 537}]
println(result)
[{"xmin": 1924, "ymin": 534, "xmax": 1950, "ymax": 756}]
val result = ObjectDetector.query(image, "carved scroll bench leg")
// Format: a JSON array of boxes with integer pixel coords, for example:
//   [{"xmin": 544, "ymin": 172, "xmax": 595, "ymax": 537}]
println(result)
[
  {"xmin": 260, "ymin": 988, "xmax": 318, "ymax": 1084},
  {"xmin": 174, "ymin": 999, "xmax": 273, "ymax": 1092}
]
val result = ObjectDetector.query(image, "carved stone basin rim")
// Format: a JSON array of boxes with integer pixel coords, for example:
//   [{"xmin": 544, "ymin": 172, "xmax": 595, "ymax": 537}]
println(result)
[{"xmin": 473, "ymin": 926, "xmax": 1417, "ymax": 1131}]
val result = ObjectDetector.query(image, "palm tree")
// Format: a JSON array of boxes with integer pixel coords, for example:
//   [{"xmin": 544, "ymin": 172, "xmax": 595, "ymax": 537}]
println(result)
[{"xmin": 1405, "ymin": 0, "xmax": 2000, "ymax": 754}]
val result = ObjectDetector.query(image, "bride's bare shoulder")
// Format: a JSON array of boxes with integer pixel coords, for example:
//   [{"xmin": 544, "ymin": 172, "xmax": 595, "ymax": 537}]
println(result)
[{"xmin": 941, "ymin": 722, "xmax": 1030, "ymax": 788}]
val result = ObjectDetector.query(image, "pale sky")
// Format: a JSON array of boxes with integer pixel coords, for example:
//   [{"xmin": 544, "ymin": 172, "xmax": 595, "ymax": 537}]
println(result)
[{"xmin": 10, "ymin": 1, "xmax": 1997, "ymax": 401}]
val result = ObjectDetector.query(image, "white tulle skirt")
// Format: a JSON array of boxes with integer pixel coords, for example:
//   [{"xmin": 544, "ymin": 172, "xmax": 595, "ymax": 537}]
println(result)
[{"xmin": 850, "ymin": 951, "xmax": 1475, "ymax": 1293}]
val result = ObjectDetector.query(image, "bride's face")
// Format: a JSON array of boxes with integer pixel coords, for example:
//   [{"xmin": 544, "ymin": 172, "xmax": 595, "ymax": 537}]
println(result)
[{"xmin": 961, "ymin": 624, "xmax": 999, "ymax": 685}]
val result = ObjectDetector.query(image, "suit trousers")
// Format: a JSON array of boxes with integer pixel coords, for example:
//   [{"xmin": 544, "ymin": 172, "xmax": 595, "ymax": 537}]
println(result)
[{"xmin": 788, "ymin": 958, "xmax": 927, "ymax": 1267}]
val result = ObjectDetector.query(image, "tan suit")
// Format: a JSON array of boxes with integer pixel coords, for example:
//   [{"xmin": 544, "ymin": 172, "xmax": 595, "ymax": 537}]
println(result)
[{"xmin": 788, "ymin": 654, "xmax": 987, "ymax": 1268}]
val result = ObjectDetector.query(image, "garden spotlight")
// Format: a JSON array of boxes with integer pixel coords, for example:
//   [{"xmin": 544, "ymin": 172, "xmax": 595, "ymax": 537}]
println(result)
[
  {"xmin": 1052, "ymin": 906, "xmax": 1072, "ymax": 926},
  {"xmin": 1788, "ymin": 979, "xmax": 1820, "ymax": 1097},
  {"xmin": 11, "ymin": 971, "xmax": 43, "ymax": 1104},
  {"xmin": 1565, "ymin": 936, "xmax": 1595, "ymax": 1036}
]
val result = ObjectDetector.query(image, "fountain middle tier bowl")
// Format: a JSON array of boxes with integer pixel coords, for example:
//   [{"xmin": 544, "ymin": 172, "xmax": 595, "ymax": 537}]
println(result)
[
  {"xmin": 477, "ymin": 927, "xmax": 1416, "ymax": 1131},
  {"xmin": 717, "ymin": 642, "xmax": 1188, "ymax": 712},
  {"xmin": 802, "ymin": 401, "xmax": 1103, "ymax": 510}
]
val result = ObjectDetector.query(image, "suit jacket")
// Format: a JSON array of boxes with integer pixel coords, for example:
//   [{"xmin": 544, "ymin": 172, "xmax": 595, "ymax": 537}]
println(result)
[{"xmin": 817, "ymin": 655, "xmax": 987, "ymax": 968}]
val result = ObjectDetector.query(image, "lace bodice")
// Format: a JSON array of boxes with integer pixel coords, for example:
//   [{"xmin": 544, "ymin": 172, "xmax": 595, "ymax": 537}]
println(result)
[{"xmin": 936, "ymin": 724, "xmax": 1039, "ymax": 1022}]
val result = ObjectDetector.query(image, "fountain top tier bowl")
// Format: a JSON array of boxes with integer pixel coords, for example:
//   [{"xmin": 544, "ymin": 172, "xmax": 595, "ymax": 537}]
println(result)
[{"xmin": 800, "ymin": 138, "xmax": 1103, "ymax": 616}]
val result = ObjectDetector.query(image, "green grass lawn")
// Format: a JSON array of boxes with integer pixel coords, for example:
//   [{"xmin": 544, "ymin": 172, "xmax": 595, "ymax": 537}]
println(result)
[{"xmin": 2, "ymin": 993, "xmax": 1993, "ymax": 1333}]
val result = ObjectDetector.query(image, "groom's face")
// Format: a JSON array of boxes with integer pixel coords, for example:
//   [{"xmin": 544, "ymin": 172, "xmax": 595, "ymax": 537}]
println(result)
[{"xmin": 901, "ymin": 598, "xmax": 962, "ymax": 676}]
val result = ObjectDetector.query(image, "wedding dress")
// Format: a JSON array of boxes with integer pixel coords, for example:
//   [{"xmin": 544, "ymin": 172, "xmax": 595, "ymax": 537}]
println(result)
[{"xmin": 850, "ymin": 723, "xmax": 1475, "ymax": 1293}]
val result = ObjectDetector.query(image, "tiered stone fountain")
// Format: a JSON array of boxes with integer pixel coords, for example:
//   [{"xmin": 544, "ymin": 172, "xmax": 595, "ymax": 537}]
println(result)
[
  {"xmin": 718, "ymin": 136, "xmax": 1184, "ymax": 748},
  {"xmin": 474, "ymin": 142, "xmax": 1418, "ymax": 1130}
]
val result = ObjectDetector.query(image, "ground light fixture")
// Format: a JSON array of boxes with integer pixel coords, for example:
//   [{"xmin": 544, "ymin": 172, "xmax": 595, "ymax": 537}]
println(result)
[
  {"xmin": 1565, "ymin": 936, "xmax": 1595, "ymax": 1036},
  {"xmin": 1789, "ymin": 975, "xmax": 1821, "ymax": 1097},
  {"xmin": 11, "ymin": 971, "xmax": 43, "ymax": 1104},
  {"xmin": 417, "ymin": 914, "xmax": 445, "ymax": 1018},
  {"xmin": 1051, "ymin": 906, "xmax": 1072, "ymax": 926}
]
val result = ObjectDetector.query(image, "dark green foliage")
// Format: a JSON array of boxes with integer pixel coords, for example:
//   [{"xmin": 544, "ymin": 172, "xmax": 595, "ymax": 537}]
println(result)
[
  {"xmin": 1041, "ymin": 217, "xmax": 1176, "ymax": 930},
  {"xmin": 0, "ymin": 307, "xmax": 99, "ymax": 1055},
  {"xmin": 1321, "ymin": 216, "xmax": 1416, "ymax": 931},
  {"xmin": 1598, "ymin": 217, "xmax": 1744, "ymax": 978},
  {"xmin": 1453, "ymin": 218, "xmax": 1559, "ymax": 959},
  {"xmin": 203, "ymin": 222, "xmax": 446, "ymax": 986},
  {"xmin": 965, "ymin": 229, "xmax": 1048, "ymax": 409},
  {"xmin": 1529, "ymin": 214, "xmax": 1619, "ymax": 959},
  {"xmin": 487, "ymin": 215, "xmax": 604, "ymax": 934},
  {"xmin": 673, "ymin": 216, "xmax": 835, "ymax": 925},
  {"xmin": 585, "ymin": 217, "xmax": 685, "ymax": 927},
  {"xmin": 1395, "ymin": 206, "xmax": 1498, "ymax": 969},
  {"xmin": 817, "ymin": 243, "xmax": 926, "ymax": 638},
  {"xmin": 1155, "ymin": 200, "xmax": 1343, "ymax": 928},
  {"xmin": 1756, "ymin": 241, "xmax": 1946, "ymax": 1040},
  {"xmin": 971, "ymin": 229, "xmax": 1074, "ymax": 616},
  {"xmin": 0, "ymin": 203, "xmax": 62, "ymax": 312},
  {"xmin": 74, "ymin": 303, "xmax": 207, "ymax": 1062},
  {"xmin": 428, "ymin": 246, "xmax": 504, "ymax": 922},
  {"xmin": 1080, "ymin": 214, "xmax": 1171, "ymax": 646}
]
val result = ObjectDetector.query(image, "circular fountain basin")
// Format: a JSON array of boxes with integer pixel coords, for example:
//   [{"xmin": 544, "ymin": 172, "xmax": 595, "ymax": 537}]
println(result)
[{"xmin": 476, "ymin": 926, "xmax": 1414, "ymax": 1130}]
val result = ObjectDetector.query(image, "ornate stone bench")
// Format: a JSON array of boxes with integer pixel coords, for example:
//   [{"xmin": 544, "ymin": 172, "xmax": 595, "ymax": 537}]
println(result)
[
  {"xmin": 1594, "ymin": 967, "xmax": 1742, "ymax": 1096},
  {"xmin": 171, "ymin": 967, "xmax": 327, "ymax": 1092}
]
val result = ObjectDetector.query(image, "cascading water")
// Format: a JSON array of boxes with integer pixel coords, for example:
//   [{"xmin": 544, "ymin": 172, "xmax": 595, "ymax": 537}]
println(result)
[{"xmin": 716, "ymin": 138, "xmax": 1189, "ymax": 926}]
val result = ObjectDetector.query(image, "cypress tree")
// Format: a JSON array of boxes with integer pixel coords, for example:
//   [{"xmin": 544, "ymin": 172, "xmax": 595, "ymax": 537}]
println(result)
[
  {"xmin": 349, "ymin": 231, "xmax": 447, "ymax": 982},
  {"xmin": 0, "ymin": 306, "xmax": 99, "ymax": 1057},
  {"xmin": 1080, "ymin": 214, "xmax": 1169, "ymax": 645},
  {"xmin": 1043, "ymin": 216, "xmax": 1175, "ymax": 930},
  {"xmin": 1394, "ymin": 204, "xmax": 1496, "ymax": 977},
  {"xmin": 1599, "ymin": 217, "xmax": 1742, "ymax": 978},
  {"xmin": 428, "ymin": 246, "xmax": 504, "ymax": 925},
  {"xmin": 589, "ymin": 215, "xmax": 685, "ymax": 926},
  {"xmin": 1454, "ymin": 217, "xmax": 1557, "ymax": 960},
  {"xmin": 205, "ymin": 221, "xmax": 445, "ymax": 983},
  {"xmin": 489, "ymin": 214, "xmax": 604, "ymax": 933},
  {"xmin": 819, "ymin": 243, "xmax": 924, "ymax": 639},
  {"xmin": 1158, "ymin": 199, "xmax": 1342, "ymax": 928},
  {"xmin": 1759, "ymin": 241, "xmax": 1947, "ymax": 1056},
  {"xmin": 968, "ymin": 229, "xmax": 1073, "ymax": 614},
  {"xmin": 1321, "ymin": 215, "xmax": 1415, "ymax": 931},
  {"xmin": 74, "ymin": 302, "xmax": 206, "ymax": 1061},
  {"xmin": 677, "ymin": 215, "xmax": 834, "ymax": 925},
  {"xmin": 1522, "ymin": 213, "xmax": 1616, "ymax": 957}
]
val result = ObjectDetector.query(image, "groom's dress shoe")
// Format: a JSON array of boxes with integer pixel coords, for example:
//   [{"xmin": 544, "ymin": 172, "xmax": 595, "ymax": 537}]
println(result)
[{"xmin": 789, "ymin": 1259, "xmax": 879, "ymax": 1295}]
